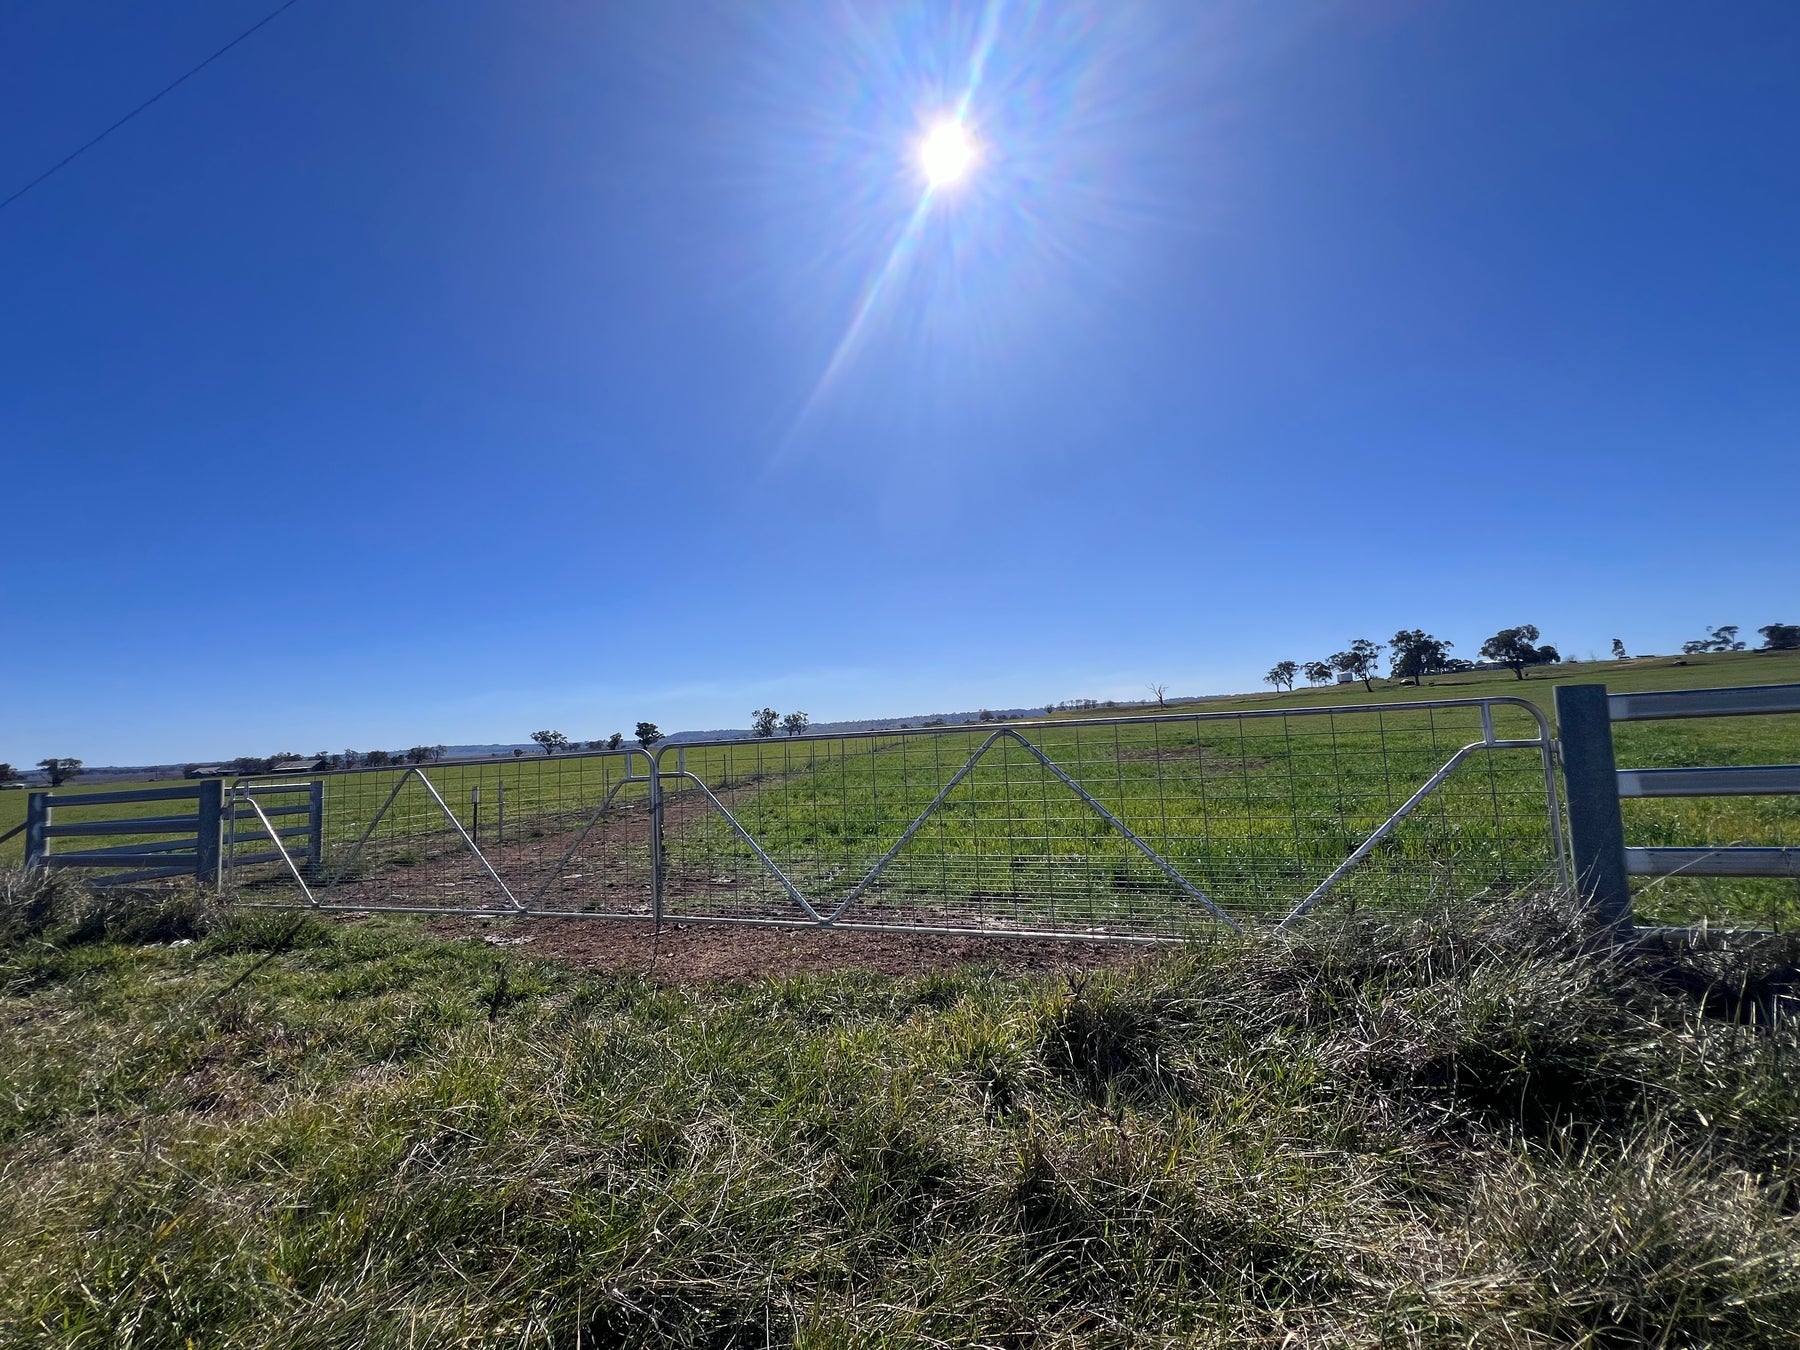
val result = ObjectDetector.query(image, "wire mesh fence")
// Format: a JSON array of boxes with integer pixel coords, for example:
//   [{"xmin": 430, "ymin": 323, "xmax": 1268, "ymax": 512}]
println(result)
[{"xmin": 226, "ymin": 697, "xmax": 1566, "ymax": 938}]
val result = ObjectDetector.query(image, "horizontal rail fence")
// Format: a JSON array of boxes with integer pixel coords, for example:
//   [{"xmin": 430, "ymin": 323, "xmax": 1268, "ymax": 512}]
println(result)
[
  {"xmin": 1557, "ymin": 681, "xmax": 1800, "ymax": 929},
  {"xmin": 22, "ymin": 780, "xmax": 318, "ymax": 888},
  {"xmin": 225, "ymin": 698, "xmax": 1566, "ymax": 938}
]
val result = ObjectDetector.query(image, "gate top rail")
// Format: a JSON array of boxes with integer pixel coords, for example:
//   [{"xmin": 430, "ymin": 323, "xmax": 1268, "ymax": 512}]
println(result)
[
  {"xmin": 217, "ymin": 697, "xmax": 1553, "ymax": 783},
  {"xmin": 650, "ymin": 694, "xmax": 1554, "ymax": 765},
  {"xmin": 1608, "ymin": 682, "xmax": 1800, "ymax": 722}
]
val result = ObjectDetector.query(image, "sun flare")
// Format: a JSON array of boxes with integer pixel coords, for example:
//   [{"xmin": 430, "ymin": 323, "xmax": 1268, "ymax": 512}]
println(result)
[{"xmin": 919, "ymin": 119, "xmax": 977, "ymax": 187}]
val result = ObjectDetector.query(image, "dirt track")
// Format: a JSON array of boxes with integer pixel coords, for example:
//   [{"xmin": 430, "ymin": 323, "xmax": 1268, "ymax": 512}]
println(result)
[{"xmin": 424, "ymin": 914, "xmax": 1155, "ymax": 983}]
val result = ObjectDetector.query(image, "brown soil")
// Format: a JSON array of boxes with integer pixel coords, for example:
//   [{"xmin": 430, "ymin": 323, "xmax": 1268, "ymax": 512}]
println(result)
[
  {"xmin": 317, "ymin": 795, "xmax": 679, "ymax": 912},
  {"xmin": 422, "ymin": 913, "xmax": 1155, "ymax": 983}
]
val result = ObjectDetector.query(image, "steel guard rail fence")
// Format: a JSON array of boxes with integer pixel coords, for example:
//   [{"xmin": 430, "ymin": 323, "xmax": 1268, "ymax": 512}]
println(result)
[{"xmin": 219, "ymin": 695, "xmax": 1568, "ymax": 940}]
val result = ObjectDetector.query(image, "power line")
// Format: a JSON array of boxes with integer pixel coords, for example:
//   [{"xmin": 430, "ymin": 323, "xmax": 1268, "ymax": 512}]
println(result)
[{"xmin": 0, "ymin": 0, "xmax": 309, "ymax": 217}]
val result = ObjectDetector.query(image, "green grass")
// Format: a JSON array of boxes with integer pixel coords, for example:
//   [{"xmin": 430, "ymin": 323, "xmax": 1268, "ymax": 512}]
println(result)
[
  {"xmin": 657, "ymin": 706, "xmax": 1559, "ymax": 928},
  {"xmin": 2, "ymin": 870, "xmax": 1797, "ymax": 1347}
]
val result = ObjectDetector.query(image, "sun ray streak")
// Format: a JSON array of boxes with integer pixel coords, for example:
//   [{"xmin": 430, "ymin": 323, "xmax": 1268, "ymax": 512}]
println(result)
[
  {"xmin": 789, "ymin": 190, "xmax": 935, "ymax": 435},
  {"xmin": 957, "ymin": 0, "xmax": 1006, "ymax": 120}
]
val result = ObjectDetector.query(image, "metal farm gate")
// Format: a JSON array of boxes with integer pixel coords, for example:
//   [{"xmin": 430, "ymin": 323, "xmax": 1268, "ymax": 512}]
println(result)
[{"xmin": 218, "ymin": 695, "xmax": 1569, "ymax": 939}]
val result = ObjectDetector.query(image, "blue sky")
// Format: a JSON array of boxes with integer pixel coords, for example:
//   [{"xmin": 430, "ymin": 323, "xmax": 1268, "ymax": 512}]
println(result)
[{"xmin": 2, "ymin": 1, "xmax": 1796, "ymax": 765}]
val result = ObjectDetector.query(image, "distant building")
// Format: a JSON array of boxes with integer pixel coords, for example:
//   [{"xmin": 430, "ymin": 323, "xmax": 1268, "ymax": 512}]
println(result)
[
  {"xmin": 267, "ymin": 757, "xmax": 331, "ymax": 775},
  {"xmin": 185, "ymin": 756, "xmax": 329, "ymax": 779}
]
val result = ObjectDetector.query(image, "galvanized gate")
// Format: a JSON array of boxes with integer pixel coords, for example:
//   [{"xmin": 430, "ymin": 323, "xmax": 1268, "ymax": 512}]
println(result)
[{"xmin": 222, "ymin": 696, "xmax": 1567, "ymax": 939}]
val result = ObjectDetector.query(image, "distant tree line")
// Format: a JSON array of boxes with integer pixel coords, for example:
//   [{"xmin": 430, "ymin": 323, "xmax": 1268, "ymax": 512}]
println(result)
[
  {"xmin": 515, "ymin": 728, "xmax": 662, "ymax": 754},
  {"xmin": 1256, "ymin": 618, "xmax": 1796, "ymax": 699},
  {"xmin": 1263, "ymin": 624, "xmax": 1566, "ymax": 696},
  {"xmin": 1683, "ymin": 623, "xmax": 1799, "ymax": 654},
  {"xmin": 749, "ymin": 708, "xmax": 811, "ymax": 737}
]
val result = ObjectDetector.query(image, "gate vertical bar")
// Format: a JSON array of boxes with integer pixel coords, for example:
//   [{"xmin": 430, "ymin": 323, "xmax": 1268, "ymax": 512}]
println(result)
[
  {"xmin": 224, "ymin": 781, "xmax": 236, "ymax": 879},
  {"xmin": 648, "ymin": 757, "xmax": 665, "ymax": 923},
  {"xmin": 195, "ymin": 777, "xmax": 223, "ymax": 888},
  {"xmin": 1554, "ymin": 683, "xmax": 1631, "ymax": 929},
  {"xmin": 307, "ymin": 780, "xmax": 325, "ymax": 877},
  {"xmin": 24, "ymin": 792, "xmax": 48, "ymax": 869}
]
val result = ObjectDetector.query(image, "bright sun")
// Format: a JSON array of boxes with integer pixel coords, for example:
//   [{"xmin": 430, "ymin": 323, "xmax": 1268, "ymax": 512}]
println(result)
[{"xmin": 919, "ymin": 119, "xmax": 977, "ymax": 187}]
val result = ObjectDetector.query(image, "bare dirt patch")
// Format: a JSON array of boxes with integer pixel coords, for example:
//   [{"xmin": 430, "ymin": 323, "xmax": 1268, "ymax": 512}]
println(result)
[
  {"xmin": 424, "ymin": 914, "xmax": 1155, "ymax": 983},
  {"xmin": 312, "ymin": 797, "xmax": 672, "ymax": 912}
]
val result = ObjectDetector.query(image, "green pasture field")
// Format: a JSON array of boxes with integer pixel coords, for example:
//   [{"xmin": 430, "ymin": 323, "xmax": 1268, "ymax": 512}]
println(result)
[
  {"xmin": 654, "ymin": 702, "xmax": 1557, "ymax": 928},
  {"xmin": 6, "ymin": 649, "xmax": 1797, "ymax": 926}
]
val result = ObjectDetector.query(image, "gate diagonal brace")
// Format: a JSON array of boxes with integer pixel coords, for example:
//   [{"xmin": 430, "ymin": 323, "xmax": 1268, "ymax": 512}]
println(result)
[
  {"xmin": 321, "ymin": 768, "xmax": 523, "ymax": 911},
  {"xmin": 228, "ymin": 785, "xmax": 319, "ymax": 907},
  {"xmin": 667, "ymin": 729, "xmax": 1240, "ymax": 932},
  {"xmin": 1276, "ymin": 737, "xmax": 1546, "ymax": 928},
  {"xmin": 663, "ymin": 772, "xmax": 827, "ymax": 921}
]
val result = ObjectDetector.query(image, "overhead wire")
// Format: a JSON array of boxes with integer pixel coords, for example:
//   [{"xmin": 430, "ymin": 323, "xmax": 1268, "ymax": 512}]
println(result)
[{"xmin": 0, "ymin": 0, "xmax": 308, "ymax": 216}]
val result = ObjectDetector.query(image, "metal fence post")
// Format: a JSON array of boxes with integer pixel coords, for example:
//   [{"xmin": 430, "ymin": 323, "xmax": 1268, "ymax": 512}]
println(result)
[
  {"xmin": 24, "ymin": 792, "xmax": 47, "ymax": 868},
  {"xmin": 195, "ymin": 777, "xmax": 223, "ymax": 889},
  {"xmin": 307, "ymin": 780, "xmax": 325, "ymax": 878},
  {"xmin": 1554, "ymin": 684, "xmax": 1632, "ymax": 929}
]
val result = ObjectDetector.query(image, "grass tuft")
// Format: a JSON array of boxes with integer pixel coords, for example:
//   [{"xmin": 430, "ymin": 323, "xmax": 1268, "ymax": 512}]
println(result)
[{"xmin": 1, "ymin": 867, "xmax": 215, "ymax": 954}]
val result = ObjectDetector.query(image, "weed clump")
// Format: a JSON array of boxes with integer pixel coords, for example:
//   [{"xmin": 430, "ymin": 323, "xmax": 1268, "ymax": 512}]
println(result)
[{"xmin": 0, "ymin": 864, "xmax": 214, "ymax": 950}]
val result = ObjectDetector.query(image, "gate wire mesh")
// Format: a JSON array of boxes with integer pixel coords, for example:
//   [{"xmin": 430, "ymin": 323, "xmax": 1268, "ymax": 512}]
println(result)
[
  {"xmin": 226, "ymin": 698, "xmax": 1564, "ymax": 938},
  {"xmin": 230, "ymin": 750, "xmax": 659, "ymax": 917}
]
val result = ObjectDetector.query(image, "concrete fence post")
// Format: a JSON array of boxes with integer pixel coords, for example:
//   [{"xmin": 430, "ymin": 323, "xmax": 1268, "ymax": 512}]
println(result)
[{"xmin": 1553, "ymin": 683, "xmax": 1632, "ymax": 929}]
